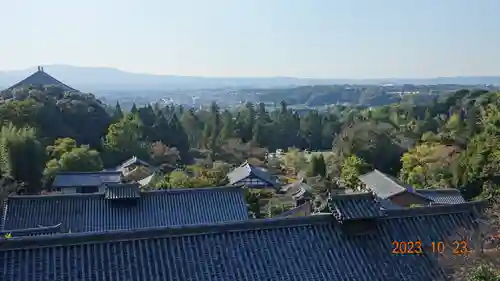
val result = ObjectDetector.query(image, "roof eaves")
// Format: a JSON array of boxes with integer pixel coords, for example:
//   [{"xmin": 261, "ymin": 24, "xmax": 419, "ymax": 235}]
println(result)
[
  {"xmin": 385, "ymin": 200, "xmax": 487, "ymax": 218},
  {"xmin": 0, "ymin": 214, "xmax": 335, "ymax": 250}
]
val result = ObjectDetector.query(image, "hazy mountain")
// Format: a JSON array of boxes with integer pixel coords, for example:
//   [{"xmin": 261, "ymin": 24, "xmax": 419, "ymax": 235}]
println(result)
[{"xmin": 1, "ymin": 65, "xmax": 499, "ymax": 91}]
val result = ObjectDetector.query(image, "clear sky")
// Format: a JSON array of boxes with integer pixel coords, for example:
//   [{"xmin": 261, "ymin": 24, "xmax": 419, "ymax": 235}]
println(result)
[{"xmin": 1, "ymin": 0, "xmax": 499, "ymax": 78}]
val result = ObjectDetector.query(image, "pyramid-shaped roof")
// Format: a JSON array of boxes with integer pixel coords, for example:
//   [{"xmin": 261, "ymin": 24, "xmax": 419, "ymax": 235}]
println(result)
[{"xmin": 5, "ymin": 66, "xmax": 78, "ymax": 92}]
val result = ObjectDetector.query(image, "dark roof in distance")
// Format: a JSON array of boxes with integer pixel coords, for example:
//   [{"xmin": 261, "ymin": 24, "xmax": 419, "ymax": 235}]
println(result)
[
  {"xmin": 0, "ymin": 201, "xmax": 485, "ymax": 281},
  {"xmin": 227, "ymin": 161, "xmax": 279, "ymax": 187},
  {"xmin": 5, "ymin": 68, "xmax": 78, "ymax": 92},
  {"xmin": 52, "ymin": 171, "xmax": 122, "ymax": 188},
  {"xmin": 2, "ymin": 187, "xmax": 249, "ymax": 233},
  {"xmin": 104, "ymin": 183, "xmax": 140, "ymax": 200},
  {"xmin": 416, "ymin": 188, "xmax": 467, "ymax": 205},
  {"xmin": 329, "ymin": 192, "xmax": 386, "ymax": 221}
]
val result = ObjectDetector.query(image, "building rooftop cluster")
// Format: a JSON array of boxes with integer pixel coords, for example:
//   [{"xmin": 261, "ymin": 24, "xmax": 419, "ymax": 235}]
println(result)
[
  {"xmin": 0, "ymin": 156, "xmax": 487, "ymax": 280},
  {"xmin": 0, "ymin": 70, "xmax": 491, "ymax": 280}
]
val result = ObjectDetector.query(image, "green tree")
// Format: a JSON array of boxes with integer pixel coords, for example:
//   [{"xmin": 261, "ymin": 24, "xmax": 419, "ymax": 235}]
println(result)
[
  {"xmin": 103, "ymin": 114, "xmax": 149, "ymax": 164},
  {"xmin": 0, "ymin": 123, "xmax": 45, "ymax": 194},
  {"xmin": 340, "ymin": 155, "xmax": 369, "ymax": 190},
  {"xmin": 468, "ymin": 265, "xmax": 500, "ymax": 281}
]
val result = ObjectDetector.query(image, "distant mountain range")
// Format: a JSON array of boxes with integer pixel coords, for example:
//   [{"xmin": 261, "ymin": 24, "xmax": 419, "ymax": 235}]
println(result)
[{"xmin": 1, "ymin": 65, "xmax": 499, "ymax": 92}]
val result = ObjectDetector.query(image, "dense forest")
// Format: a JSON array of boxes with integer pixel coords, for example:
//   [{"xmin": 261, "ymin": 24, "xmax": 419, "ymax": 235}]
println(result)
[
  {"xmin": 248, "ymin": 84, "xmax": 499, "ymax": 107},
  {"xmin": 1, "ymin": 84, "xmax": 500, "ymax": 279},
  {"xmin": 2, "ymin": 85, "xmax": 500, "ymax": 198}
]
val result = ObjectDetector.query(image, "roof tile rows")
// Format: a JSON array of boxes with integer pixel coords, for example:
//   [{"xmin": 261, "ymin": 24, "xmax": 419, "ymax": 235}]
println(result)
[
  {"xmin": 104, "ymin": 183, "xmax": 141, "ymax": 200},
  {"xmin": 52, "ymin": 171, "xmax": 122, "ymax": 188},
  {"xmin": 417, "ymin": 189, "xmax": 467, "ymax": 205},
  {"xmin": 1, "ymin": 187, "xmax": 249, "ymax": 233},
  {"xmin": 329, "ymin": 192, "xmax": 386, "ymax": 221},
  {"xmin": 359, "ymin": 169, "xmax": 415, "ymax": 199},
  {"xmin": 0, "ymin": 201, "xmax": 485, "ymax": 281}
]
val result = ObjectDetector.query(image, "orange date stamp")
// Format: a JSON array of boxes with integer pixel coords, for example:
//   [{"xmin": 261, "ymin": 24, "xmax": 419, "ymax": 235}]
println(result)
[{"xmin": 391, "ymin": 240, "xmax": 471, "ymax": 255}]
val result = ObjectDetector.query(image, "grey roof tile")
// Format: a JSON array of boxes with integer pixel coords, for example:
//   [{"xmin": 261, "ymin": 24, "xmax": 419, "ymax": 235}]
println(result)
[
  {"xmin": 227, "ymin": 161, "xmax": 279, "ymax": 188},
  {"xmin": 1, "ymin": 187, "xmax": 249, "ymax": 233},
  {"xmin": 52, "ymin": 171, "xmax": 122, "ymax": 188},
  {"xmin": 329, "ymin": 192, "xmax": 386, "ymax": 221},
  {"xmin": 416, "ymin": 189, "xmax": 466, "ymax": 205},
  {"xmin": 104, "ymin": 183, "xmax": 140, "ymax": 200},
  {"xmin": 0, "ymin": 201, "xmax": 485, "ymax": 281},
  {"xmin": 359, "ymin": 169, "xmax": 409, "ymax": 199}
]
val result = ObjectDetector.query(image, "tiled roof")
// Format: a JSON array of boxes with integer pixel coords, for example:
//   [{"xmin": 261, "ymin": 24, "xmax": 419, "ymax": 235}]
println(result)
[
  {"xmin": 329, "ymin": 192, "xmax": 386, "ymax": 221},
  {"xmin": 52, "ymin": 171, "xmax": 122, "ymax": 188},
  {"xmin": 227, "ymin": 161, "xmax": 279, "ymax": 187},
  {"xmin": 104, "ymin": 183, "xmax": 140, "ymax": 200},
  {"xmin": 0, "ymin": 201, "xmax": 486, "ymax": 281},
  {"xmin": 1, "ymin": 187, "xmax": 249, "ymax": 233},
  {"xmin": 5, "ymin": 69, "xmax": 78, "ymax": 92},
  {"xmin": 360, "ymin": 169, "xmax": 429, "ymax": 201},
  {"xmin": 416, "ymin": 189, "xmax": 467, "ymax": 205}
]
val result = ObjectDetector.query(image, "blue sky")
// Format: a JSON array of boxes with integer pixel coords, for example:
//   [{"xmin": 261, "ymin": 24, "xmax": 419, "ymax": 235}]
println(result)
[{"xmin": 1, "ymin": 0, "xmax": 499, "ymax": 78}]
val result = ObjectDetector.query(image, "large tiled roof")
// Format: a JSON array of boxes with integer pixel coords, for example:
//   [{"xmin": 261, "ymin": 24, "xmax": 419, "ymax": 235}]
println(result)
[
  {"xmin": 0, "ymin": 201, "xmax": 486, "ymax": 281},
  {"xmin": 1, "ymin": 187, "xmax": 249, "ymax": 233},
  {"xmin": 52, "ymin": 171, "xmax": 122, "ymax": 188},
  {"xmin": 329, "ymin": 192, "xmax": 386, "ymax": 221},
  {"xmin": 227, "ymin": 161, "xmax": 279, "ymax": 187},
  {"xmin": 5, "ymin": 68, "xmax": 78, "ymax": 92},
  {"xmin": 416, "ymin": 189, "xmax": 467, "ymax": 205}
]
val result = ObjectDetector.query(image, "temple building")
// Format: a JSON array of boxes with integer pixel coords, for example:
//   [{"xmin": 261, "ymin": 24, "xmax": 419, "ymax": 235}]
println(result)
[{"xmin": 3, "ymin": 66, "xmax": 79, "ymax": 92}]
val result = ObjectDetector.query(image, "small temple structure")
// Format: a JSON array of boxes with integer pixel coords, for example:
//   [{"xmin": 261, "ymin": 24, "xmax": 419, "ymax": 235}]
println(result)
[{"xmin": 4, "ymin": 66, "xmax": 79, "ymax": 92}]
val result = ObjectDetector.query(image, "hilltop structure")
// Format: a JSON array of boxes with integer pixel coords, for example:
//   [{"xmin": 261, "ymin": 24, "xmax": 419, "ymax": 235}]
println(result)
[
  {"xmin": 0, "ymin": 194, "xmax": 488, "ymax": 281},
  {"xmin": 3, "ymin": 66, "xmax": 79, "ymax": 92}
]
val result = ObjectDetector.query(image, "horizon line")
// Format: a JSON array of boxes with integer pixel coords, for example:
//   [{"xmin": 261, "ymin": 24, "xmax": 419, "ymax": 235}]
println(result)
[{"xmin": 1, "ymin": 64, "xmax": 500, "ymax": 81}]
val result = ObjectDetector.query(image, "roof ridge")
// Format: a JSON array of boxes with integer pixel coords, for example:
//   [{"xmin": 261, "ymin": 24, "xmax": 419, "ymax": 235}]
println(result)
[
  {"xmin": 57, "ymin": 171, "xmax": 122, "ymax": 175},
  {"xmin": 0, "ymin": 215, "xmax": 335, "ymax": 250},
  {"xmin": 1, "ymin": 200, "xmax": 486, "ymax": 250},
  {"xmin": 385, "ymin": 200, "xmax": 486, "ymax": 218},
  {"xmin": 330, "ymin": 192, "xmax": 374, "ymax": 200},
  {"xmin": 416, "ymin": 188, "xmax": 462, "ymax": 193},
  {"xmin": 6, "ymin": 186, "xmax": 243, "ymax": 200},
  {"xmin": 0, "ymin": 223, "xmax": 63, "ymax": 237}
]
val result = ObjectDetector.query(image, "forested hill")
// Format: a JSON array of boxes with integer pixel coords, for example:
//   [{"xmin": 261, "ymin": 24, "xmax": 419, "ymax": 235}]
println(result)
[
  {"xmin": 0, "ymin": 84, "xmax": 500, "ymax": 214},
  {"xmin": 250, "ymin": 84, "xmax": 499, "ymax": 107}
]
